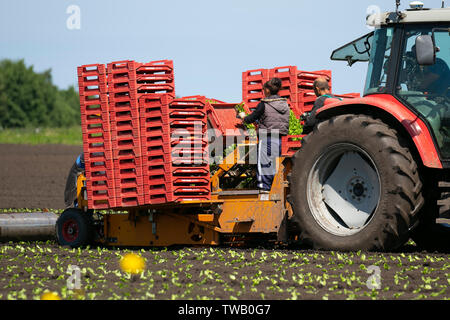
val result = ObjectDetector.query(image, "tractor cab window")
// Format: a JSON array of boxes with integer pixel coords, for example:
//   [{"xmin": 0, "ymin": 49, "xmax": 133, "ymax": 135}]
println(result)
[
  {"xmin": 396, "ymin": 25, "xmax": 450, "ymax": 158},
  {"xmin": 331, "ymin": 32, "xmax": 373, "ymax": 65},
  {"xmin": 364, "ymin": 27, "xmax": 395, "ymax": 95}
]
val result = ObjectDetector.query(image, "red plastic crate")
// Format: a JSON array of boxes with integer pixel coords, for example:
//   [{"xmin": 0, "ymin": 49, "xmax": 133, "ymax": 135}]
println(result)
[
  {"xmin": 136, "ymin": 60, "xmax": 174, "ymax": 75},
  {"xmin": 107, "ymin": 60, "xmax": 139, "ymax": 74},
  {"xmin": 297, "ymin": 70, "xmax": 332, "ymax": 91},
  {"xmin": 136, "ymin": 73, "xmax": 173, "ymax": 83},
  {"xmin": 172, "ymin": 186, "xmax": 211, "ymax": 196},
  {"xmin": 242, "ymin": 68, "xmax": 270, "ymax": 109},
  {"xmin": 281, "ymin": 135, "xmax": 303, "ymax": 157},
  {"xmin": 171, "ymin": 158, "xmax": 209, "ymax": 166},
  {"xmin": 170, "ymin": 128, "xmax": 207, "ymax": 142},
  {"xmin": 171, "ymin": 148, "xmax": 208, "ymax": 158},
  {"xmin": 297, "ymin": 70, "xmax": 332, "ymax": 81},
  {"xmin": 110, "ymin": 123, "xmax": 141, "ymax": 158},
  {"xmin": 108, "ymin": 85, "xmax": 137, "ymax": 97},
  {"xmin": 137, "ymin": 83, "xmax": 175, "ymax": 95},
  {"xmin": 169, "ymin": 98, "xmax": 206, "ymax": 110},
  {"xmin": 78, "ymin": 79, "xmax": 107, "ymax": 95},
  {"xmin": 269, "ymin": 66, "xmax": 298, "ymax": 78},
  {"xmin": 169, "ymin": 119, "xmax": 207, "ymax": 129},
  {"xmin": 172, "ymin": 166, "xmax": 210, "ymax": 177},
  {"xmin": 182, "ymin": 95, "xmax": 226, "ymax": 105},
  {"xmin": 245, "ymin": 91, "xmax": 265, "ymax": 101},
  {"xmin": 173, "ymin": 177, "xmax": 210, "ymax": 186},
  {"xmin": 171, "ymin": 196, "xmax": 211, "ymax": 202},
  {"xmin": 206, "ymin": 102, "xmax": 244, "ymax": 137},
  {"xmin": 77, "ymin": 64, "xmax": 106, "ymax": 79},
  {"xmin": 114, "ymin": 197, "xmax": 143, "ymax": 208},
  {"xmin": 277, "ymin": 72, "xmax": 298, "ymax": 89},
  {"xmin": 108, "ymin": 72, "xmax": 137, "ymax": 87},
  {"xmin": 297, "ymin": 91, "xmax": 317, "ymax": 103},
  {"xmin": 113, "ymin": 154, "xmax": 144, "ymax": 207},
  {"xmin": 242, "ymin": 68, "xmax": 269, "ymax": 84},
  {"xmin": 169, "ymin": 110, "xmax": 206, "ymax": 120}
]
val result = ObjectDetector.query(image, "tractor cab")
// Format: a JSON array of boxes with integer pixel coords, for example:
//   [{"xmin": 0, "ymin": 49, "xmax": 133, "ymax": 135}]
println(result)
[{"xmin": 331, "ymin": 3, "xmax": 450, "ymax": 159}]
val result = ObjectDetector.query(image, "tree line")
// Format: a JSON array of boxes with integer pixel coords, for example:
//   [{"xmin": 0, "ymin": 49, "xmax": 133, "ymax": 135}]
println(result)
[{"xmin": 0, "ymin": 59, "xmax": 80, "ymax": 128}]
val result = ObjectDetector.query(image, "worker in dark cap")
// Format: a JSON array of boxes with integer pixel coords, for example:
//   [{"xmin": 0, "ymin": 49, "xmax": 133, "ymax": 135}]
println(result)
[{"xmin": 302, "ymin": 77, "xmax": 341, "ymax": 133}]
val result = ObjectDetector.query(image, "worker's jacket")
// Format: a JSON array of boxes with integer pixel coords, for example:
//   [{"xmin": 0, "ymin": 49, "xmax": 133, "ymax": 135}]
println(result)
[
  {"xmin": 303, "ymin": 94, "xmax": 342, "ymax": 132},
  {"xmin": 244, "ymin": 95, "xmax": 290, "ymax": 136}
]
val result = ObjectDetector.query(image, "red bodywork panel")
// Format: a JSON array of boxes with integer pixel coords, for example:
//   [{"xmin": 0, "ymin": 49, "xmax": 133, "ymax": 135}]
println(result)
[{"xmin": 317, "ymin": 94, "xmax": 442, "ymax": 169}]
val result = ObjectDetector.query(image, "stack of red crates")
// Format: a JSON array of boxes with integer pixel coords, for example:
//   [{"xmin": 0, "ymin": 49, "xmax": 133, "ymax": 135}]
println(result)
[
  {"xmin": 78, "ymin": 59, "xmax": 177, "ymax": 209},
  {"xmin": 77, "ymin": 64, "xmax": 116, "ymax": 209},
  {"xmin": 242, "ymin": 66, "xmax": 332, "ymax": 117},
  {"xmin": 168, "ymin": 97, "xmax": 210, "ymax": 202},
  {"xmin": 139, "ymin": 94, "xmax": 211, "ymax": 204},
  {"xmin": 107, "ymin": 60, "xmax": 144, "ymax": 207},
  {"xmin": 242, "ymin": 69, "xmax": 269, "ymax": 112},
  {"xmin": 139, "ymin": 94, "xmax": 173, "ymax": 204},
  {"xmin": 136, "ymin": 60, "xmax": 175, "ymax": 97}
]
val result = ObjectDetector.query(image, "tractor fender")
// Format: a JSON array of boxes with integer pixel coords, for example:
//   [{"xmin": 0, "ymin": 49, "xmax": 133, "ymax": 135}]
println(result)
[{"xmin": 315, "ymin": 94, "xmax": 442, "ymax": 169}]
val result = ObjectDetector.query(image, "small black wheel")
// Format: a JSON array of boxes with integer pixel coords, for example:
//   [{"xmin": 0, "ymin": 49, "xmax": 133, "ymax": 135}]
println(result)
[{"xmin": 56, "ymin": 208, "xmax": 93, "ymax": 247}]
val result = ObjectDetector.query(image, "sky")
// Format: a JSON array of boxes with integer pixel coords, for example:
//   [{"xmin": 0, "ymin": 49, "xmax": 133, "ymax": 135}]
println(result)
[{"xmin": 0, "ymin": 0, "xmax": 447, "ymax": 102}]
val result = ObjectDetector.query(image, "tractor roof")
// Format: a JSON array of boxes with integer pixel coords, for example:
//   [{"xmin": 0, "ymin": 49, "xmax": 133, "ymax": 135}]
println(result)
[{"xmin": 367, "ymin": 7, "xmax": 450, "ymax": 27}]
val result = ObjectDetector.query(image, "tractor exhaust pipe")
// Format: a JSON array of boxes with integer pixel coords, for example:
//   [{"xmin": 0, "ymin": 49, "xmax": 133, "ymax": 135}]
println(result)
[{"xmin": 0, "ymin": 212, "xmax": 58, "ymax": 241}]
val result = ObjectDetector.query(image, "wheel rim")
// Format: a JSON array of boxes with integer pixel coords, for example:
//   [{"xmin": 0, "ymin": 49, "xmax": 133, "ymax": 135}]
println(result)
[
  {"xmin": 62, "ymin": 218, "xmax": 79, "ymax": 242},
  {"xmin": 307, "ymin": 143, "xmax": 381, "ymax": 236}
]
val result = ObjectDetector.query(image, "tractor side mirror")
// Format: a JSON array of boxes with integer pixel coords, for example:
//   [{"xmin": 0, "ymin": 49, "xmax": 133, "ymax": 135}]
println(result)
[{"xmin": 415, "ymin": 35, "xmax": 436, "ymax": 66}]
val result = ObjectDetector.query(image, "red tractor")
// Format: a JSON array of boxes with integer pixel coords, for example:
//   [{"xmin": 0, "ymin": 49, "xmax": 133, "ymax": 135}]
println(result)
[{"xmin": 288, "ymin": 1, "xmax": 450, "ymax": 251}]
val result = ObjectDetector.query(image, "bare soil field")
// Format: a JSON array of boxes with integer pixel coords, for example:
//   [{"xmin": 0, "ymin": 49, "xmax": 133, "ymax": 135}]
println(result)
[{"xmin": 0, "ymin": 144, "xmax": 82, "ymax": 209}]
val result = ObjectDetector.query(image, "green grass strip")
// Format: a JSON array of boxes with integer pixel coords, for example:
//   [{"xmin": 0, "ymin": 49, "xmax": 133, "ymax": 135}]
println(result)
[{"xmin": 0, "ymin": 126, "xmax": 82, "ymax": 145}]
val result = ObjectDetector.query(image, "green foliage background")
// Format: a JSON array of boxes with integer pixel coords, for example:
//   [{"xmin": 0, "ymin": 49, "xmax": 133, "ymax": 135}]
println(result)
[{"xmin": 0, "ymin": 59, "xmax": 80, "ymax": 129}]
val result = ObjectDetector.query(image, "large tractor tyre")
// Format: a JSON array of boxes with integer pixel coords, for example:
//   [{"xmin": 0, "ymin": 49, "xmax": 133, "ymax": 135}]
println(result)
[
  {"xmin": 288, "ymin": 114, "xmax": 424, "ymax": 251},
  {"xmin": 56, "ymin": 208, "xmax": 94, "ymax": 248}
]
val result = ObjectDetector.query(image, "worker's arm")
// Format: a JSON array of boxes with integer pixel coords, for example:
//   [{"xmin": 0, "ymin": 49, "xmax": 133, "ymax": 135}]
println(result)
[{"xmin": 243, "ymin": 101, "xmax": 265, "ymax": 124}]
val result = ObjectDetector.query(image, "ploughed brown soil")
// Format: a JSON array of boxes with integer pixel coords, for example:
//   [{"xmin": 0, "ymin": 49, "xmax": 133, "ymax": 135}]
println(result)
[
  {"xmin": 0, "ymin": 144, "xmax": 448, "ymax": 301},
  {"xmin": 0, "ymin": 144, "xmax": 82, "ymax": 209}
]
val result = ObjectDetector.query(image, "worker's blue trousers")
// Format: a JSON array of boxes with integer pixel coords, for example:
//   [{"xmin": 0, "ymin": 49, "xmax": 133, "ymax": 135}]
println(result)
[{"xmin": 257, "ymin": 136, "xmax": 281, "ymax": 191}]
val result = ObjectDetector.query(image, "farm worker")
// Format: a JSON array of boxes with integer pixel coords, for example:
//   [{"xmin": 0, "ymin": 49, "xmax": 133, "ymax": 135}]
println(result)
[
  {"xmin": 239, "ymin": 77, "xmax": 290, "ymax": 192},
  {"xmin": 302, "ymin": 77, "xmax": 341, "ymax": 133},
  {"xmin": 64, "ymin": 153, "xmax": 84, "ymax": 208}
]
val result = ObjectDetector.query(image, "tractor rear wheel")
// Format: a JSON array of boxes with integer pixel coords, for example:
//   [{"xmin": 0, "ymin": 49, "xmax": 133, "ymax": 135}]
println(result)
[
  {"xmin": 56, "ymin": 208, "xmax": 93, "ymax": 247},
  {"xmin": 288, "ymin": 114, "xmax": 424, "ymax": 251}
]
